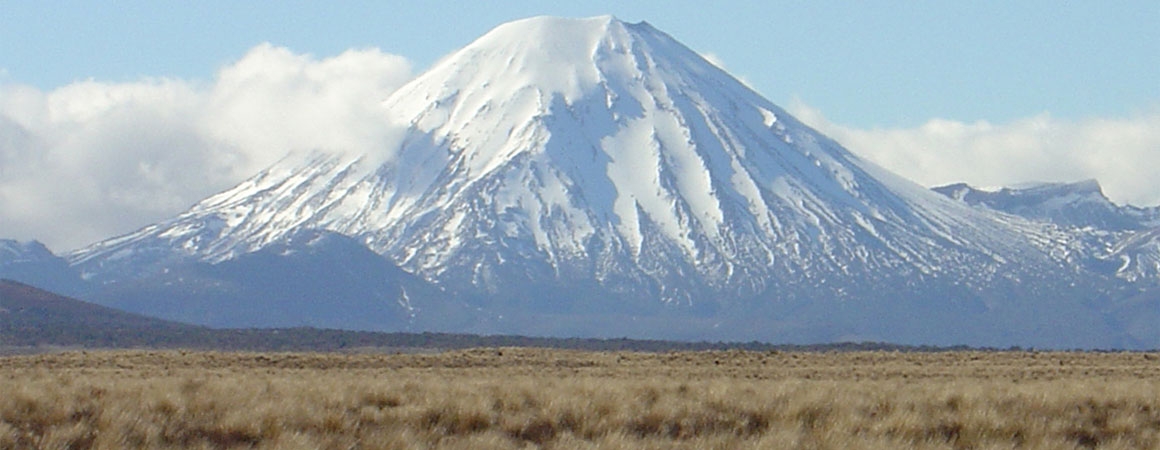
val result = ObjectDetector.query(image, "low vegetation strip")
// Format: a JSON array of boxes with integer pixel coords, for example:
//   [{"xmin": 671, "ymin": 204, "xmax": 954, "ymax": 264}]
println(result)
[{"xmin": 1, "ymin": 349, "xmax": 1158, "ymax": 449}]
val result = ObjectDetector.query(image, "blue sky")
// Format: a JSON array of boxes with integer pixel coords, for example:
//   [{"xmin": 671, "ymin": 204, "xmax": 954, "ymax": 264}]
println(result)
[
  {"xmin": 1, "ymin": 1, "xmax": 1158, "ymax": 250},
  {"xmin": 3, "ymin": 1, "xmax": 1156, "ymax": 127}
]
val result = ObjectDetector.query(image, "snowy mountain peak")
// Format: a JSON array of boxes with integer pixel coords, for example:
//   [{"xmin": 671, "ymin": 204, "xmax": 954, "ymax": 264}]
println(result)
[
  {"xmin": 73, "ymin": 15, "xmax": 1061, "ymax": 290},
  {"xmin": 380, "ymin": 14, "xmax": 757, "ymax": 186},
  {"xmin": 414, "ymin": 15, "xmax": 679, "ymax": 102},
  {"xmin": 65, "ymin": 16, "xmax": 1144, "ymax": 348}
]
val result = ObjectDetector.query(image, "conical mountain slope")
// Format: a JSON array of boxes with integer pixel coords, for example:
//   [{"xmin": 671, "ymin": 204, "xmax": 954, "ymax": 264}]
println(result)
[{"xmin": 70, "ymin": 16, "xmax": 1125, "ymax": 347}]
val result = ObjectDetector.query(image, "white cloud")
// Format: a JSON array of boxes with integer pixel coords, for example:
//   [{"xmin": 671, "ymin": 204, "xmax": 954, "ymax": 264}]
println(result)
[
  {"xmin": 204, "ymin": 44, "xmax": 412, "ymax": 168},
  {"xmin": 789, "ymin": 100, "xmax": 1160, "ymax": 208},
  {"xmin": 700, "ymin": 52, "xmax": 726, "ymax": 70},
  {"xmin": 0, "ymin": 44, "xmax": 412, "ymax": 252}
]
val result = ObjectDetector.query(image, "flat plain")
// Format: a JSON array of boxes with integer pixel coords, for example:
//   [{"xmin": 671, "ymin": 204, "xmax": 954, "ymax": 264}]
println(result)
[{"xmin": 2, "ymin": 349, "xmax": 1159, "ymax": 449}]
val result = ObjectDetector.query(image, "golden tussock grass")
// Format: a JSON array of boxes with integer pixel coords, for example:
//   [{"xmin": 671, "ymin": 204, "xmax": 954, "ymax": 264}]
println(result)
[{"xmin": 1, "ymin": 349, "xmax": 1158, "ymax": 449}]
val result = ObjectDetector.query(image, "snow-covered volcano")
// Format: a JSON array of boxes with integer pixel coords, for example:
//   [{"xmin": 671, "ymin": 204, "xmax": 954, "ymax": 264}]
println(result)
[{"xmin": 68, "ymin": 16, "xmax": 1138, "ymax": 347}]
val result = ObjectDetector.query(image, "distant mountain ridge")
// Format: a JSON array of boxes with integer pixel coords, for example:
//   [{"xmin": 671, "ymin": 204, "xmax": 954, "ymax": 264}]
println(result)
[
  {"xmin": 0, "ymin": 239, "xmax": 87, "ymax": 297},
  {"xmin": 933, "ymin": 180, "xmax": 1160, "ymax": 231},
  {"xmin": 81, "ymin": 230, "xmax": 474, "ymax": 331},
  {"xmin": 0, "ymin": 279, "xmax": 978, "ymax": 354},
  {"xmin": 0, "ymin": 279, "xmax": 202, "ymax": 347},
  {"xmin": 8, "ymin": 16, "xmax": 1156, "ymax": 349},
  {"xmin": 933, "ymin": 180, "xmax": 1160, "ymax": 284}
]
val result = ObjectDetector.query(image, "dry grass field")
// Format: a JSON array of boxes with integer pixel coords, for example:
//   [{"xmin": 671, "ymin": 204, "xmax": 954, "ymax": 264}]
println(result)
[{"xmin": 1, "ymin": 349, "xmax": 1159, "ymax": 449}]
